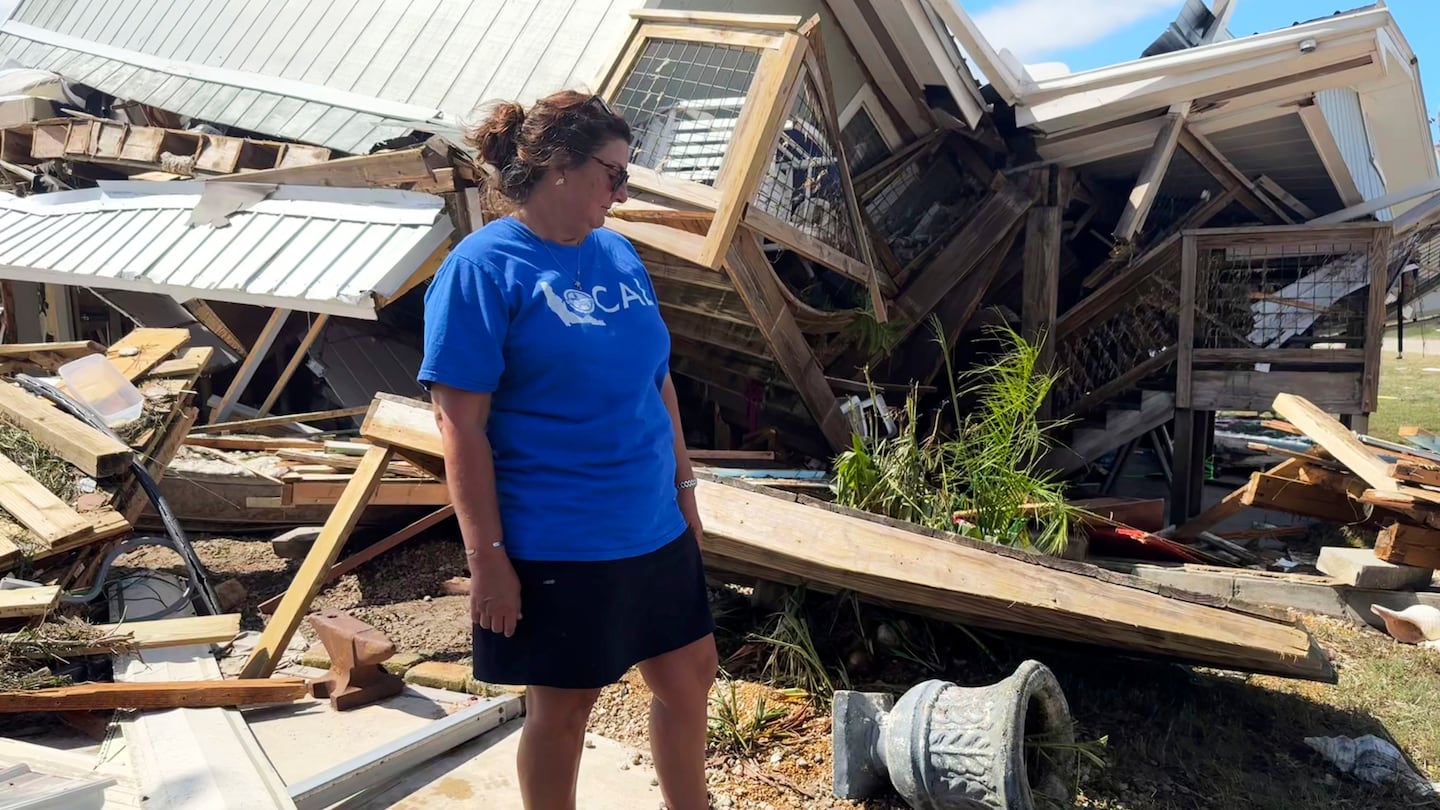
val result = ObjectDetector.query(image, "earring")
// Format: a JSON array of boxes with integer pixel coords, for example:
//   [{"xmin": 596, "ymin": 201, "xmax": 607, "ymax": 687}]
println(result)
[{"xmin": 555, "ymin": 176, "xmax": 566, "ymax": 186}]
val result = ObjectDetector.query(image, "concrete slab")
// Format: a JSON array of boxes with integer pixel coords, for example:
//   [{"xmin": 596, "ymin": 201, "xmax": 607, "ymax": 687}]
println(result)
[
  {"xmin": 1317, "ymin": 546, "xmax": 1435, "ymax": 590},
  {"xmin": 335, "ymin": 722, "xmax": 663, "ymax": 810}
]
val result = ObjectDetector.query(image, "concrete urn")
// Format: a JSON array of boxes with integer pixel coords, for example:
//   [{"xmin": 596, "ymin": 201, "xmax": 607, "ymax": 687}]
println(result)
[{"xmin": 832, "ymin": 660, "xmax": 1076, "ymax": 810}]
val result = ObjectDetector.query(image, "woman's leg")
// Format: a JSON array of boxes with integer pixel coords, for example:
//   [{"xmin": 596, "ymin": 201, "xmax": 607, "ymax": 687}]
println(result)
[
  {"xmin": 638, "ymin": 633, "xmax": 719, "ymax": 810},
  {"xmin": 518, "ymin": 685, "xmax": 603, "ymax": 810}
]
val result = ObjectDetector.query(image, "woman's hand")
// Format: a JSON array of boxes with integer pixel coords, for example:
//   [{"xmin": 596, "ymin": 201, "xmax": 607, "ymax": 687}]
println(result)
[
  {"xmin": 471, "ymin": 556, "xmax": 523, "ymax": 637},
  {"xmin": 679, "ymin": 486, "xmax": 705, "ymax": 546}
]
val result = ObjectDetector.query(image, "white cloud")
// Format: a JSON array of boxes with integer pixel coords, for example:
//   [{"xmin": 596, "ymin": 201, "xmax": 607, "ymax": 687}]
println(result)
[{"xmin": 971, "ymin": 0, "xmax": 1180, "ymax": 61}]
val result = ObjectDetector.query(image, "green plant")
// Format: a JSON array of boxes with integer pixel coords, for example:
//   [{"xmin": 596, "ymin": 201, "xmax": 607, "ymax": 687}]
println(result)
[
  {"xmin": 748, "ymin": 587, "xmax": 847, "ymax": 707},
  {"xmin": 846, "ymin": 297, "xmax": 906, "ymax": 358},
  {"xmin": 706, "ymin": 677, "xmax": 791, "ymax": 757},
  {"xmin": 832, "ymin": 316, "xmax": 1086, "ymax": 556}
]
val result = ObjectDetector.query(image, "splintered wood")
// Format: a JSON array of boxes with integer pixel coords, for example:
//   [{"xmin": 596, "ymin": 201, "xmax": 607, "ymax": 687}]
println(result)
[{"xmin": 1189, "ymin": 394, "xmax": 1440, "ymax": 578}]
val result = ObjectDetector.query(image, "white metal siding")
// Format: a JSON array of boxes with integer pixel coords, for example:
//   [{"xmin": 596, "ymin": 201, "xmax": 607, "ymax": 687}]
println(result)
[
  {"xmin": 0, "ymin": 181, "xmax": 452, "ymax": 318},
  {"xmin": 1317, "ymin": 88, "xmax": 1390, "ymax": 219}
]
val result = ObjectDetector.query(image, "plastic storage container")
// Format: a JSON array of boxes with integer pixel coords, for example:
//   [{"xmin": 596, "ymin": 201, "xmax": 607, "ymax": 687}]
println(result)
[{"xmin": 57, "ymin": 353, "xmax": 145, "ymax": 426}]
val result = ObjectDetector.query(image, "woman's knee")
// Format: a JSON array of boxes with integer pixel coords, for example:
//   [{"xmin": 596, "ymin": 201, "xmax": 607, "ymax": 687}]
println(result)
[
  {"xmin": 525, "ymin": 686, "xmax": 602, "ymax": 732},
  {"xmin": 643, "ymin": 635, "xmax": 718, "ymax": 708}
]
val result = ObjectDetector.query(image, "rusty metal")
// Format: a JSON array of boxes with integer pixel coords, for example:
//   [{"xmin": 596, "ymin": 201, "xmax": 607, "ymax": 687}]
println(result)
[{"xmin": 306, "ymin": 610, "xmax": 404, "ymax": 711}]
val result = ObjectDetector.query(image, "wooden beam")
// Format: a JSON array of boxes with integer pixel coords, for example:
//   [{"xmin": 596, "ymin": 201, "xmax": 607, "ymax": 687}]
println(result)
[
  {"xmin": 1022, "ymin": 205, "xmax": 1061, "ymax": 384},
  {"xmin": 725, "ymin": 231, "xmax": 851, "ymax": 452},
  {"xmin": 0, "ymin": 382, "xmax": 133, "ymax": 477},
  {"xmin": 0, "ymin": 452, "xmax": 93, "ymax": 548},
  {"xmin": 1114, "ymin": 102, "xmax": 1189, "ymax": 241},
  {"xmin": 1243, "ymin": 472, "xmax": 1369, "ymax": 523},
  {"xmin": 0, "ymin": 585, "xmax": 61, "ymax": 618},
  {"xmin": 1271, "ymin": 393, "xmax": 1397, "ymax": 493},
  {"xmin": 1362, "ymin": 227, "xmax": 1393, "ymax": 414},
  {"xmin": 0, "ymin": 680, "xmax": 307, "ymax": 712},
  {"xmin": 1174, "ymin": 475, "xmax": 1253, "ymax": 539},
  {"xmin": 1310, "ymin": 179, "xmax": 1440, "ymax": 226},
  {"xmin": 897, "ymin": 180, "xmax": 1032, "ymax": 328},
  {"xmin": 212, "ymin": 308, "xmax": 290, "ymax": 423},
  {"xmin": 1297, "ymin": 98, "xmax": 1364, "ymax": 207},
  {"xmin": 699, "ymin": 32, "xmax": 807, "ymax": 269},
  {"xmin": 240, "ymin": 444, "xmax": 395, "ymax": 679},
  {"xmin": 256, "ymin": 312, "xmax": 329, "ymax": 418},
  {"xmin": 183, "ymin": 299, "xmax": 247, "ymax": 358},
  {"xmin": 106, "ymin": 327, "xmax": 190, "ymax": 380},
  {"xmin": 1177, "ymin": 126, "xmax": 1293, "ymax": 224},
  {"xmin": 195, "ymin": 405, "xmax": 367, "ymax": 436},
  {"xmin": 1191, "ymin": 370, "xmax": 1363, "ymax": 413},
  {"xmin": 1256, "ymin": 175, "xmax": 1317, "ymax": 220},
  {"xmin": 208, "ymin": 145, "xmax": 440, "ymax": 188},
  {"xmin": 5, "ymin": 614, "xmax": 241, "ymax": 656},
  {"xmin": 1375, "ymin": 523, "xmax": 1440, "ymax": 570}
]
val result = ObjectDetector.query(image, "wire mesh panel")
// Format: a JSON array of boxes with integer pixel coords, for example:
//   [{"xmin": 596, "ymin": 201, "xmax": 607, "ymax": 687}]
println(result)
[
  {"xmin": 861, "ymin": 148, "xmax": 987, "ymax": 270},
  {"xmin": 752, "ymin": 73, "xmax": 858, "ymax": 258},
  {"xmin": 1194, "ymin": 239, "xmax": 1372, "ymax": 350},
  {"xmin": 611, "ymin": 39, "xmax": 762, "ymax": 186},
  {"xmin": 1390, "ymin": 222, "xmax": 1440, "ymax": 322}
]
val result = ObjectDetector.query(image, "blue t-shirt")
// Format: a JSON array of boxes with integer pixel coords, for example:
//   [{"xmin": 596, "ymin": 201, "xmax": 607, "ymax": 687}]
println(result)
[{"xmin": 417, "ymin": 216, "xmax": 688, "ymax": 562}]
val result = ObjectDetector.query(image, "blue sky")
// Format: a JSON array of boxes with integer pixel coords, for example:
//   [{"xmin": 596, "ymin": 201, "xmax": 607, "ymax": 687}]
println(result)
[{"xmin": 966, "ymin": 0, "xmax": 1440, "ymax": 140}]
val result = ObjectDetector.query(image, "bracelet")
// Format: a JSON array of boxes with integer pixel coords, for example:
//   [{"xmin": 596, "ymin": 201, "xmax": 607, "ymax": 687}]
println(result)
[
  {"xmin": 676, "ymin": 478, "xmax": 698, "ymax": 490},
  {"xmin": 464, "ymin": 540, "xmax": 504, "ymax": 556}
]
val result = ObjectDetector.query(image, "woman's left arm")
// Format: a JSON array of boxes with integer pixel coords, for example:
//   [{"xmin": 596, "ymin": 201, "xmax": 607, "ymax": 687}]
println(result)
[{"xmin": 660, "ymin": 372, "xmax": 703, "ymax": 544}]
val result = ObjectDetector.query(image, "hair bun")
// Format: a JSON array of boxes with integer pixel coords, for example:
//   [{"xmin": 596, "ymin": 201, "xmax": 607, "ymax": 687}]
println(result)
[{"xmin": 469, "ymin": 101, "xmax": 526, "ymax": 171}]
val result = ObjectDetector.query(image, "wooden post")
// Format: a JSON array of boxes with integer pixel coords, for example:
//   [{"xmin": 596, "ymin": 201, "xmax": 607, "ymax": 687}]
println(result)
[
  {"xmin": 0, "ymin": 281, "xmax": 16, "ymax": 343},
  {"xmin": 1113, "ymin": 102, "xmax": 1189, "ymax": 241},
  {"xmin": 211, "ymin": 308, "xmax": 290, "ymax": 423},
  {"xmin": 240, "ymin": 444, "xmax": 395, "ymax": 679},
  {"xmin": 1170, "ymin": 409, "xmax": 1198, "ymax": 525},
  {"xmin": 1177, "ymin": 234, "xmax": 1199, "ymax": 408},
  {"xmin": 1361, "ymin": 227, "xmax": 1393, "ymax": 415},
  {"xmin": 1022, "ymin": 205, "xmax": 1061, "ymax": 418},
  {"xmin": 257, "ymin": 313, "xmax": 330, "ymax": 417}
]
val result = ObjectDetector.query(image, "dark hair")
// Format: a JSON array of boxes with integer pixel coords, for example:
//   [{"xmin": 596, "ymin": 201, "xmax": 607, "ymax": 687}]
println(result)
[{"xmin": 467, "ymin": 90, "xmax": 632, "ymax": 206}]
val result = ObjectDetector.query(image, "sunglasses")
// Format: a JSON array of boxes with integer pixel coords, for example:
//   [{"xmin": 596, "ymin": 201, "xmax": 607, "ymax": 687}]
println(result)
[{"xmin": 590, "ymin": 154, "xmax": 629, "ymax": 193}]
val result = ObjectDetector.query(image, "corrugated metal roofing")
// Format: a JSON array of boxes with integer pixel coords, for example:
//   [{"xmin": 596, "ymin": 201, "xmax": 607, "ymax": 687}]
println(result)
[
  {"xmin": 0, "ymin": 0, "xmax": 643, "ymax": 154},
  {"xmin": 0, "ymin": 180, "xmax": 452, "ymax": 319}
]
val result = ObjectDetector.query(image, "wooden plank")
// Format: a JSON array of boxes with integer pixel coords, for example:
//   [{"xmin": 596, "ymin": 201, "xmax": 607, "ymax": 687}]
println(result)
[
  {"xmin": 1374, "ymin": 523, "xmax": 1440, "ymax": 569},
  {"xmin": 147, "ymin": 347, "xmax": 212, "ymax": 378},
  {"xmin": 1191, "ymin": 348, "xmax": 1366, "ymax": 365},
  {"xmin": 0, "ymin": 382, "xmax": 133, "ymax": 477},
  {"xmin": 5, "ymin": 614, "xmax": 241, "ymax": 657},
  {"xmin": 212, "ymin": 309, "xmax": 290, "ymax": 422},
  {"xmin": 1271, "ymin": 393, "xmax": 1398, "ymax": 493},
  {"xmin": 1174, "ymin": 475, "xmax": 1255, "ymax": 540},
  {"xmin": 696, "ymin": 477, "xmax": 1331, "ymax": 680},
  {"xmin": 1190, "ymin": 370, "xmax": 1363, "ymax": 412},
  {"xmin": 257, "ymin": 313, "xmax": 330, "ymax": 417},
  {"xmin": 239, "ymin": 444, "xmax": 394, "ymax": 679},
  {"xmin": 106, "ymin": 328, "xmax": 190, "ymax": 381},
  {"xmin": 0, "ymin": 452, "xmax": 93, "ymax": 547},
  {"xmin": 1113, "ymin": 102, "xmax": 1188, "ymax": 241},
  {"xmin": 742, "ymin": 206, "xmax": 883, "ymax": 291},
  {"xmin": 0, "ymin": 585, "xmax": 61, "ymax": 618},
  {"xmin": 1177, "ymin": 235, "xmax": 1198, "ymax": 407},
  {"xmin": 0, "ymin": 680, "xmax": 307, "ymax": 712},
  {"xmin": 285, "ymin": 480, "xmax": 450, "ymax": 506},
  {"xmin": 699, "ymin": 33, "xmax": 806, "ymax": 269},
  {"xmin": 196, "ymin": 406, "xmax": 366, "ymax": 436},
  {"xmin": 183, "ymin": 299, "xmax": 247, "ymax": 358},
  {"xmin": 186, "ymin": 436, "xmax": 330, "ymax": 451},
  {"xmin": 1390, "ymin": 462, "xmax": 1440, "ymax": 489},
  {"xmin": 724, "ymin": 231, "xmax": 851, "ymax": 451},
  {"xmin": 627, "ymin": 9, "xmax": 803, "ymax": 29}
]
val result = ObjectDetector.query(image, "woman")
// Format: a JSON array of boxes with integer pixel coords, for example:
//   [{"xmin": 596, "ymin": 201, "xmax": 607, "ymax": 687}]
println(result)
[{"xmin": 418, "ymin": 90, "xmax": 718, "ymax": 810}]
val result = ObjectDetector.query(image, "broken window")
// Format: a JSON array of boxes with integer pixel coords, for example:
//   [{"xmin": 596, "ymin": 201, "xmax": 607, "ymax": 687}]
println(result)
[
  {"xmin": 840, "ymin": 107, "xmax": 892, "ymax": 176},
  {"xmin": 611, "ymin": 39, "xmax": 762, "ymax": 186},
  {"xmin": 863, "ymin": 147, "xmax": 986, "ymax": 270}
]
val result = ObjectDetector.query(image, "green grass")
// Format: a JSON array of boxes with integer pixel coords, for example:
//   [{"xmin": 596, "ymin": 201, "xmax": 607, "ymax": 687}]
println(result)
[{"xmin": 1370, "ymin": 327, "xmax": 1440, "ymax": 441}]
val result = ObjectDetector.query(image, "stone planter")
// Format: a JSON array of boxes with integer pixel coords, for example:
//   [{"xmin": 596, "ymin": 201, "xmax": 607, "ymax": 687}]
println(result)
[{"xmin": 832, "ymin": 659, "xmax": 1076, "ymax": 810}]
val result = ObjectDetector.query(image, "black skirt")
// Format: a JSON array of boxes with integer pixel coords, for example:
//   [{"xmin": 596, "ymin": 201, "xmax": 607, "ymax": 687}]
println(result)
[{"xmin": 472, "ymin": 528, "xmax": 715, "ymax": 690}]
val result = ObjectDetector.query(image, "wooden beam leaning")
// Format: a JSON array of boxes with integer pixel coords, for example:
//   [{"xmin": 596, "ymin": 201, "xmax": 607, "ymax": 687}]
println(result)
[
  {"xmin": 725, "ymin": 230, "xmax": 851, "ymax": 451},
  {"xmin": 0, "ymin": 382, "xmax": 132, "ymax": 477},
  {"xmin": 212, "ymin": 308, "xmax": 290, "ymax": 423},
  {"xmin": 257, "ymin": 313, "xmax": 330, "ymax": 418},
  {"xmin": 239, "ymin": 444, "xmax": 395, "ymax": 679},
  {"xmin": 698, "ymin": 32, "xmax": 806, "ymax": 269},
  {"xmin": 1178, "ymin": 126, "xmax": 1292, "ymax": 225},
  {"xmin": 896, "ymin": 180, "xmax": 1032, "ymax": 333},
  {"xmin": 1113, "ymin": 102, "xmax": 1189, "ymax": 241}
]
